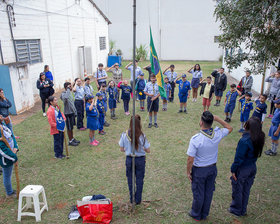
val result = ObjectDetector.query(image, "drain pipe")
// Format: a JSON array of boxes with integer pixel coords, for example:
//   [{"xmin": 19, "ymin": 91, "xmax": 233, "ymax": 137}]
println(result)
[{"xmin": 6, "ymin": 4, "xmax": 18, "ymax": 62}]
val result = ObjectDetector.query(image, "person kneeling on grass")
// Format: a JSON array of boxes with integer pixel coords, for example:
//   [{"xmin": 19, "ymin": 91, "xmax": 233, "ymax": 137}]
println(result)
[
  {"xmin": 107, "ymin": 80, "xmax": 118, "ymax": 120},
  {"xmin": 85, "ymin": 95, "xmax": 100, "ymax": 146},
  {"xmin": 175, "ymin": 74, "xmax": 191, "ymax": 114},
  {"xmin": 47, "ymin": 96, "xmax": 66, "ymax": 159},
  {"xmin": 96, "ymin": 93, "xmax": 106, "ymax": 135},
  {"xmin": 144, "ymin": 74, "xmax": 160, "ymax": 128},
  {"xmin": 199, "ymin": 76, "xmax": 215, "ymax": 112},
  {"xmin": 265, "ymin": 98, "xmax": 280, "ymax": 156},
  {"xmin": 0, "ymin": 114, "xmax": 18, "ymax": 198},
  {"xmin": 119, "ymin": 115, "xmax": 150, "ymax": 205},
  {"xmin": 228, "ymin": 117, "xmax": 265, "ymax": 217},
  {"xmin": 187, "ymin": 111, "xmax": 232, "ymax": 221}
]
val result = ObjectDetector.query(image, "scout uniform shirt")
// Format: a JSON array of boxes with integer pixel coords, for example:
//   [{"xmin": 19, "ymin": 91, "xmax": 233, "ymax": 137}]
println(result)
[
  {"xmin": 127, "ymin": 65, "xmax": 142, "ymax": 81},
  {"xmin": 176, "ymin": 80, "xmax": 191, "ymax": 96},
  {"xmin": 187, "ymin": 127, "xmax": 229, "ymax": 167},
  {"xmin": 252, "ymin": 100, "xmax": 267, "ymax": 122},
  {"xmin": 240, "ymin": 99, "xmax": 254, "ymax": 115},
  {"xmin": 164, "ymin": 71, "xmax": 177, "ymax": 82},
  {"xmin": 144, "ymin": 82, "xmax": 160, "ymax": 97},
  {"xmin": 107, "ymin": 87, "xmax": 118, "ymax": 100},
  {"xmin": 226, "ymin": 90, "xmax": 239, "ymax": 105},
  {"xmin": 95, "ymin": 70, "xmax": 108, "ymax": 83}
]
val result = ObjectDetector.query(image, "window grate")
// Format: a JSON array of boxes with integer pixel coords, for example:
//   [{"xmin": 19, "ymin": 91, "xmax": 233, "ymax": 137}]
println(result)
[
  {"xmin": 14, "ymin": 39, "xmax": 42, "ymax": 64},
  {"xmin": 99, "ymin": 37, "xmax": 106, "ymax": 50}
]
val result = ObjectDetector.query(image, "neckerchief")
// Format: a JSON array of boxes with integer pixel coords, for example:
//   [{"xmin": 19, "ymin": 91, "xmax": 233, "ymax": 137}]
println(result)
[{"xmin": 200, "ymin": 128, "xmax": 215, "ymax": 139}]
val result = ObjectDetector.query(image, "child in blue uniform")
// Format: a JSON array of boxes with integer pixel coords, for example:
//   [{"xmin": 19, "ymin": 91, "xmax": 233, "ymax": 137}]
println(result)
[
  {"xmin": 252, "ymin": 94, "xmax": 267, "ymax": 124},
  {"xmin": 117, "ymin": 80, "xmax": 132, "ymax": 115},
  {"xmin": 162, "ymin": 77, "xmax": 171, "ymax": 111},
  {"xmin": 99, "ymin": 84, "xmax": 110, "ymax": 127},
  {"xmin": 86, "ymin": 95, "xmax": 100, "ymax": 146},
  {"xmin": 224, "ymin": 84, "xmax": 242, "ymax": 122},
  {"xmin": 265, "ymin": 99, "xmax": 280, "ymax": 156},
  {"xmin": 239, "ymin": 92, "xmax": 253, "ymax": 132},
  {"xmin": 107, "ymin": 80, "xmax": 118, "ymax": 120},
  {"xmin": 96, "ymin": 93, "xmax": 106, "ymax": 135},
  {"xmin": 136, "ymin": 73, "xmax": 147, "ymax": 111},
  {"xmin": 175, "ymin": 74, "xmax": 191, "ymax": 113}
]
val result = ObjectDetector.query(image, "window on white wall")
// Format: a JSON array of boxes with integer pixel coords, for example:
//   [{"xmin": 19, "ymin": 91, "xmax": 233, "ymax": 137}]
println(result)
[
  {"xmin": 15, "ymin": 39, "xmax": 42, "ymax": 64},
  {"xmin": 99, "ymin": 37, "xmax": 106, "ymax": 50}
]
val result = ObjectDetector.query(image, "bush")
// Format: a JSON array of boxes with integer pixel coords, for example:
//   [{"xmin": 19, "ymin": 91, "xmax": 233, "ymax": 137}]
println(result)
[{"xmin": 135, "ymin": 44, "xmax": 147, "ymax": 61}]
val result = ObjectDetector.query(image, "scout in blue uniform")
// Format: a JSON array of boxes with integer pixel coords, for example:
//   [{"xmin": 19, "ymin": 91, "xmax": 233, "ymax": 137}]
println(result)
[
  {"xmin": 162, "ymin": 77, "xmax": 171, "ymax": 111},
  {"xmin": 85, "ymin": 95, "xmax": 100, "ymax": 146},
  {"xmin": 224, "ymin": 84, "xmax": 242, "ymax": 122},
  {"xmin": 95, "ymin": 63, "xmax": 108, "ymax": 90},
  {"xmin": 175, "ymin": 74, "xmax": 191, "ymax": 113},
  {"xmin": 187, "ymin": 111, "xmax": 233, "ymax": 221},
  {"xmin": 96, "ymin": 93, "xmax": 106, "ymax": 135},
  {"xmin": 163, "ymin": 64, "xmax": 177, "ymax": 102},
  {"xmin": 119, "ymin": 115, "xmax": 150, "ymax": 205},
  {"xmin": 252, "ymin": 94, "xmax": 267, "ymax": 124},
  {"xmin": 106, "ymin": 80, "xmax": 118, "ymax": 120},
  {"xmin": 99, "ymin": 84, "xmax": 110, "ymax": 127},
  {"xmin": 135, "ymin": 73, "xmax": 147, "ymax": 111},
  {"xmin": 229, "ymin": 117, "xmax": 265, "ymax": 217},
  {"xmin": 265, "ymin": 99, "xmax": 280, "ymax": 156},
  {"xmin": 117, "ymin": 80, "xmax": 132, "ymax": 115},
  {"xmin": 239, "ymin": 92, "xmax": 253, "ymax": 132},
  {"xmin": 144, "ymin": 74, "xmax": 160, "ymax": 128}
]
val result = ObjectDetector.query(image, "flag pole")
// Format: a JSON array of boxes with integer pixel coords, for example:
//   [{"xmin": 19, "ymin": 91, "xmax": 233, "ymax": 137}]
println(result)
[{"xmin": 132, "ymin": 0, "xmax": 136, "ymax": 210}]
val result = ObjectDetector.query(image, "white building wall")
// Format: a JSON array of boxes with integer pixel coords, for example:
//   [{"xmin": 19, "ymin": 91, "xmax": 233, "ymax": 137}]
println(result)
[
  {"xmin": 94, "ymin": 0, "xmax": 222, "ymax": 60},
  {"xmin": 0, "ymin": 0, "xmax": 109, "ymax": 113}
]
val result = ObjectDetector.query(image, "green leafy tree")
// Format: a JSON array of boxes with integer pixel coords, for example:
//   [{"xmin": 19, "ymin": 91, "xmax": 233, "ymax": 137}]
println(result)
[
  {"xmin": 214, "ymin": 0, "xmax": 280, "ymax": 74},
  {"xmin": 135, "ymin": 44, "xmax": 147, "ymax": 61}
]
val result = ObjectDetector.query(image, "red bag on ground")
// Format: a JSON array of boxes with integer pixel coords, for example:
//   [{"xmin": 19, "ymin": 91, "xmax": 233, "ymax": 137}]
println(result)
[{"xmin": 77, "ymin": 201, "xmax": 113, "ymax": 224}]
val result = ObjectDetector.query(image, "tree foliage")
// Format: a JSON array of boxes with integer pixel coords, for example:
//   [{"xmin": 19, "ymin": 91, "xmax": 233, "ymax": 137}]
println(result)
[{"xmin": 214, "ymin": 0, "xmax": 280, "ymax": 74}]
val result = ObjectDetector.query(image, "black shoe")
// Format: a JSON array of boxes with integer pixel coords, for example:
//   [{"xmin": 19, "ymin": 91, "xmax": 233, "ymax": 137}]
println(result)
[
  {"xmin": 73, "ymin": 138, "xmax": 80, "ymax": 144},
  {"xmin": 188, "ymin": 210, "xmax": 201, "ymax": 221},
  {"xmin": 99, "ymin": 131, "xmax": 106, "ymax": 135},
  {"xmin": 111, "ymin": 116, "xmax": 117, "ymax": 120},
  {"xmin": 224, "ymin": 118, "xmax": 228, "ymax": 122},
  {"xmin": 228, "ymin": 118, "xmax": 231, "ymax": 122},
  {"xmin": 178, "ymin": 110, "xmax": 183, "ymax": 113},
  {"xmin": 227, "ymin": 208, "xmax": 241, "ymax": 217},
  {"xmin": 104, "ymin": 121, "xmax": 110, "ymax": 127},
  {"xmin": 69, "ymin": 140, "xmax": 79, "ymax": 146},
  {"xmin": 184, "ymin": 110, "xmax": 188, "ymax": 114},
  {"xmin": 154, "ymin": 123, "xmax": 158, "ymax": 128},
  {"xmin": 265, "ymin": 149, "xmax": 277, "ymax": 156},
  {"xmin": 61, "ymin": 154, "xmax": 66, "ymax": 158},
  {"xmin": 148, "ymin": 123, "xmax": 152, "ymax": 128}
]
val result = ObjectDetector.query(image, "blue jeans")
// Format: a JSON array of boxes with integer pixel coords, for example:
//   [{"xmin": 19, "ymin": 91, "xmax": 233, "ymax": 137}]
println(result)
[
  {"xmin": 2, "ymin": 165, "xmax": 14, "ymax": 195},
  {"xmin": 230, "ymin": 164, "xmax": 256, "ymax": 216},
  {"xmin": 126, "ymin": 156, "xmax": 146, "ymax": 204},
  {"xmin": 190, "ymin": 165, "xmax": 217, "ymax": 220}
]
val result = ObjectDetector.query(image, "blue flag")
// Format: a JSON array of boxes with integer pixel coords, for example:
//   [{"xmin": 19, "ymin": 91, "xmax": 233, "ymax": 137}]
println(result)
[{"xmin": 56, "ymin": 109, "xmax": 65, "ymax": 132}]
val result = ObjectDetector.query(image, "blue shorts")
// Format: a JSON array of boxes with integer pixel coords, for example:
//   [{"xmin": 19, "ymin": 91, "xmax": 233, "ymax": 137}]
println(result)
[
  {"xmin": 179, "ymin": 94, "xmax": 188, "ymax": 103},
  {"xmin": 108, "ymin": 98, "xmax": 116, "ymax": 109},
  {"xmin": 137, "ymin": 91, "xmax": 146, "ymax": 100},
  {"xmin": 240, "ymin": 113, "xmax": 250, "ymax": 122},
  {"xmin": 224, "ymin": 104, "xmax": 235, "ymax": 114},
  {"xmin": 269, "ymin": 125, "xmax": 280, "ymax": 140},
  {"xmin": 215, "ymin": 88, "xmax": 223, "ymax": 97}
]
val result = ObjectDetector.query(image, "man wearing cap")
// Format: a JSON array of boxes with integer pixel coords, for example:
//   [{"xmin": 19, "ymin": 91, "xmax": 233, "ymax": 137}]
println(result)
[
  {"xmin": 211, "ymin": 68, "xmax": 227, "ymax": 106},
  {"xmin": 174, "ymin": 74, "xmax": 191, "ymax": 113},
  {"xmin": 106, "ymin": 63, "xmax": 123, "ymax": 102},
  {"xmin": 187, "ymin": 111, "xmax": 233, "ymax": 221},
  {"xmin": 163, "ymin": 64, "xmax": 177, "ymax": 102},
  {"xmin": 95, "ymin": 63, "xmax": 108, "ymax": 90}
]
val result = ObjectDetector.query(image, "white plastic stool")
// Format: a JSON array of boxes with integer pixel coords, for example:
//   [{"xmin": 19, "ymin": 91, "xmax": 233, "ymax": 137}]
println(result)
[{"xmin": 17, "ymin": 185, "xmax": 48, "ymax": 222}]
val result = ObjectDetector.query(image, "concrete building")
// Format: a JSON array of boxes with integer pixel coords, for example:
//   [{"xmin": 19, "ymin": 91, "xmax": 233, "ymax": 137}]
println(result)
[
  {"xmin": 0, "ymin": 0, "xmax": 110, "ymax": 114},
  {"xmin": 94, "ymin": 0, "xmax": 223, "ymax": 61}
]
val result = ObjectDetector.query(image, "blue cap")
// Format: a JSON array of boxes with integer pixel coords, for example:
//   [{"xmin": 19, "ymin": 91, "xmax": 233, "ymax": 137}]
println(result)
[
  {"xmin": 182, "ymin": 74, "xmax": 187, "ymax": 78},
  {"xmin": 139, "ymin": 72, "xmax": 144, "ymax": 76},
  {"xmin": 96, "ymin": 92, "xmax": 102, "ymax": 97},
  {"xmin": 273, "ymin": 99, "xmax": 280, "ymax": 104},
  {"xmin": 85, "ymin": 94, "xmax": 94, "ymax": 102}
]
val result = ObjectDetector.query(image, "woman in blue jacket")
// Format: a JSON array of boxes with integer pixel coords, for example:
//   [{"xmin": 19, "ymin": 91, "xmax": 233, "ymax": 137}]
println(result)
[
  {"xmin": 0, "ymin": 115, "xmax": 18, "ymax": 198},
  {"xmin": 229, "ymin": 117, "xmax": 265, "ymax": 216}
]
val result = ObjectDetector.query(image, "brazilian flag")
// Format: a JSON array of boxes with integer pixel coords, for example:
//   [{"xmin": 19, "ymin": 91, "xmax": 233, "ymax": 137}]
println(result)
[{"xmin": 150, "ymin": 27, "xmax": 166, "ymax": 98}]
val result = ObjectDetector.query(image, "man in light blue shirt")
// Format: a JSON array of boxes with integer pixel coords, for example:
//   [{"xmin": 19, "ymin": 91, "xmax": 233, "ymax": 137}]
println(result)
[
  {"xmin": 186, "ymin": 111, "xmax": 232, "ymax": 221},
  {"xmin": 163, "ymin": 64, "xmax": 177, "ymax": 102},
  {"xmin": 73, "ymin": 78, "xmax": 86, "ymax": 130},
  {"xmin": 125, "ymin": 60, "xmax": 143, "ymax": 86},
  {"xmin": 144, "ymin": 74, "xmax": 160, "ymax": 128},
  {"xmin": 95, "ymin": 63, "xmax": 108, "ymax": 90}
]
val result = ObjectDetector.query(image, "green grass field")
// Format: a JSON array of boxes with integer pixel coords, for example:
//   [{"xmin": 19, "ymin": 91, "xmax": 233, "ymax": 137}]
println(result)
[{"xmin": 0, "ymin": 61, "xmax": 279, "ymax": 224}]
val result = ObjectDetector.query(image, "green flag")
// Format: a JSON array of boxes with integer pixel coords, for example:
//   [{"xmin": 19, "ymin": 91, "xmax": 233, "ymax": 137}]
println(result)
[{"xmin": 150, "ymin": 27, "xmax": 166, "ymax": 98}]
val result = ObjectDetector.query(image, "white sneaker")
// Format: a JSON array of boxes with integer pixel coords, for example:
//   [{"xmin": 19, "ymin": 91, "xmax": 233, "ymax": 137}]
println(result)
[
  {"xmin": 43, "ymin": 113, "xmax": 46, "ymax": 117},
  {"xmin": 192, "ymin": 99, "xmax": 195, "ymax": 102},
  {"xmin": 195, "ymin": 98, "xmax": 197, "ymax": 102}
]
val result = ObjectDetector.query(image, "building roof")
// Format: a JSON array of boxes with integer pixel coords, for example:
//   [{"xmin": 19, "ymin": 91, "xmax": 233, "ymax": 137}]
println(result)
[{"xmin": 89, "ymin": 0, "xmax": 112, "ymax": 24}]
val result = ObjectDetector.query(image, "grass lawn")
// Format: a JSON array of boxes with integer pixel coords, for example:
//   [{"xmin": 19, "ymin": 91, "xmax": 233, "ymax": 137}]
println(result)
[{"xmin": 0, "ymin": 60, "xmax": 279, "ymax": 224}]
